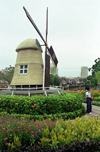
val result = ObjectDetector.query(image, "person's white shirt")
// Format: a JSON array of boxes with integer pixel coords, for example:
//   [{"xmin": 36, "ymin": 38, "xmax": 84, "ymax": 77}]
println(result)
[{"xmin": 86, "ymin": 91, "xmax": 91, "ymax": 98}]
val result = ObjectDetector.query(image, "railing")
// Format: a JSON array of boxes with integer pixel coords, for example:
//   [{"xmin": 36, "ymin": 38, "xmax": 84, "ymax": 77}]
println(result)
[{"xmin": 0, "ymin": 86, "xmax": 65, "ymax": 96}]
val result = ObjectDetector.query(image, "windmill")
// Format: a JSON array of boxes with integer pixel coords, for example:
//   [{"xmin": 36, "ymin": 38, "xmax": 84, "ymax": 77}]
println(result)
[{"xmin": 23, "ymin": 7, "xmax": 58, "ymax": 88}]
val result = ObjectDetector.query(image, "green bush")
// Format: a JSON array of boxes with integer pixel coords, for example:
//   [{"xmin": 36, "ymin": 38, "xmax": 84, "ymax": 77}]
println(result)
[
  {"xmin": 0, "ymin": 93, "xmax": 84, "ymax": 116},
  {"xmin": 0, "ymin": 104, "xmax": 85, "ymax": 121},
  {"xmin": 94, "ymin": 96, "xmax": 100, "ymax": 101},
  {"xmin": 91, "ymin": 101, "xmax": 100, "ymax": 106}
]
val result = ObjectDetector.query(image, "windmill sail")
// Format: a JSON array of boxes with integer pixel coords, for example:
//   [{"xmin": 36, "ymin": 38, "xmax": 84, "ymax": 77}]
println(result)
[
  {"xmin": 48, "ymin": 46, "xmax": 58, "ymax": 67},
  {"xmin": 23, "ymin": 6, "xmax": 58, "ymax": 67},
  {"xmin": 23, "ymin": 7, "xmax": 58, "ymax": 87},
  {"xmin": 23, "ymin": 6, "xmax": 46, "ymax": 46}
]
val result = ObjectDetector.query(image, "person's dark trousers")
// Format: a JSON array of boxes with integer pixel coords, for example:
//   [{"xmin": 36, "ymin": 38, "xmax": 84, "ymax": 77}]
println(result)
[{"xmin": 87, "ymin": 98, "xmax": 92, "ymax": 113}]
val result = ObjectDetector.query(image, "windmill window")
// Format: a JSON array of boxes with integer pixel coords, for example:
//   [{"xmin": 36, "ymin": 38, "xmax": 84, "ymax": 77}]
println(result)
[
  {"xmin": 25, "ymin": 65, "xmax": 28, "ymax": 68},
  {"xmin": 20, "ymin": 70, "xmax": 23, "ymax": 73},
  {"xmin": 24, "ymin": 70, "xmax": 27, "ymax": 73},
  {"xmin": 19, "ymin": 65, "xmax": 28, "ymax": 74},
  {"xmin": 20, "ymin": 65, "xmax": 23, "ymax": 69}
]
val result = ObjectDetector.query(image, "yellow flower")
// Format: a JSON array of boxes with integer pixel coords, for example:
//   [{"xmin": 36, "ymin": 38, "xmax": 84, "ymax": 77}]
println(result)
[
  {"xmin": 42, "ymin": 128, "xmax": 50, "ymax": 137},
  {"xmin": 58, "ymin": 135, "xmax": 64, "ymax": 142}
]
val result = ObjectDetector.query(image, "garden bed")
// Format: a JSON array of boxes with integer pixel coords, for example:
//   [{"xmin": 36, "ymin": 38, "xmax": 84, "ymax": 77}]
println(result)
[
  {"xmin": 0, "ymin": 93, "xmax": 86, "ymax": 151},
  {"xmin": 0, "ymin": 116, "xmax": 100, "ymax": 151}
]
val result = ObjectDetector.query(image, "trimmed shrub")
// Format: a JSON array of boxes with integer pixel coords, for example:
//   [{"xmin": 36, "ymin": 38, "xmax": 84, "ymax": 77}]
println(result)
[
  {"xmin": 0, "ymin": 93, "xmax": 84, "ymax": 116},
  {"xmin": 0, "ymin": 105, "xmax": 85, "ymax": 121}
]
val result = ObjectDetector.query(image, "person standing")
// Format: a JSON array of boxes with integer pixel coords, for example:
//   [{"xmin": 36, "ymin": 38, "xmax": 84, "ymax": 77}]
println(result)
[{"xmin": 86, "ymin": 86, "xmax": 93, "ymax": 114}]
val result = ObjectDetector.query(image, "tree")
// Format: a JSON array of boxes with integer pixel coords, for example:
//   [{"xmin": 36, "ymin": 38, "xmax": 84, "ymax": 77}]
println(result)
[
  {"xmin": 88, "ymin": 58, "xmax": 100, "ymax": 87},
  {"xmin": 86, "ymin": 75, "xmax": 97, "ymax": 88},
  {"xmin": 50, "ymin": 74, "xmax": 54, "ymax": 85},
  {"xmin": 54, "ymin": 75, "xmax": 61, "ymax": 86},
  {"xmin": 50, "ymin": 74, "xmax": 61, "ymax": 86},
  {"xmin": 89, "ymin": 58, "xmax": 100, "ymax": 76},
  {"xmin": 0, "ymin": 65, "xmax": 14, "ymax": 83},
  {"xmin": 95, "ymin": 71, "xmax": 100, "ymax": 84}
]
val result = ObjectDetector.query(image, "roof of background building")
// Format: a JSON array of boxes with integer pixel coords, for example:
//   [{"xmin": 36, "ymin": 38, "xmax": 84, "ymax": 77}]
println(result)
[{"xmin": 0, "ymin": 70, "xmax": 7, "ymax": 74}]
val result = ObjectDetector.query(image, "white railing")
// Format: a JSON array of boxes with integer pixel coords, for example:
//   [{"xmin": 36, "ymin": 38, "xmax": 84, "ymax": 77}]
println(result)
[{"xmin": 0, "ymin": 86, "xmax": 65, "ymax": 96}]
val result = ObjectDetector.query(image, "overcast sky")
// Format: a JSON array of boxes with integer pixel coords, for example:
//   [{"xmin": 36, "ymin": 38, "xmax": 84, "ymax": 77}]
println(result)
[{"xmin": 0, "ymin": 0, "xmax": 100, "ymax": 77}]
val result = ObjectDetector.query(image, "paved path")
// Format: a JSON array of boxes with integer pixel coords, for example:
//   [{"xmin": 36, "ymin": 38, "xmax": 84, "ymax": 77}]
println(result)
[{"xmin": 82, "ymin": 103, "xmax": 100, "ymax": 118}]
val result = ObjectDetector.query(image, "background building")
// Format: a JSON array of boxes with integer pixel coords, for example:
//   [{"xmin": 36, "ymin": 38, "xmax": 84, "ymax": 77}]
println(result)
[{"xmin": 81, "ymin": 66, "xmax": 88, "ymax": 78}]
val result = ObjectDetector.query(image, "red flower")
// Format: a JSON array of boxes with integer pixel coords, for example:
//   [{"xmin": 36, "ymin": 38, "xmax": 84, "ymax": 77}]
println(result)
[
  {"xmin": 31, "ymin": 105, "xmax": 35, "ymax": 108},
  {"xmin": 50, "ymin": 105, "xmax": 52, "ymax": 108},
  {"xmin": 70, "ymin": 106, "xmax": 72, "ymax": 108}
]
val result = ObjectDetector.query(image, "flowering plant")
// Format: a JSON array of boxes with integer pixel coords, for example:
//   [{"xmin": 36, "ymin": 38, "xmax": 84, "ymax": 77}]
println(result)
[{"xmin": 0, "ymin": 93, "xmax": 84, "ymax": 115}]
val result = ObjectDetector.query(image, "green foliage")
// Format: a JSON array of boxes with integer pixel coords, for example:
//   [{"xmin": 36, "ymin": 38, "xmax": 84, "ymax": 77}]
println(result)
[
  {"xmin": 54, "ymin": 75, "xmax": 61, "ymax": 86},
  {"xmin": 2, "ymin": 92, "xmax": 100, "ymax": 151},
  {"xmin": 0, "ymin": 106, "xmax": 85, "ymax": 121},
  {"xmin": 50, "ymin": 74, "xmax": 61, "ymax": 86},
  {"xmin": 85, "ymin": 75, "xmax": 98, "ymax": 88},
  {"xmin": 95, "ymin": 71, "xmax": 100, "ymax": 83},
  {"xmin": 0, "ymin": 65, "xmax": 14, "ymax": 83},
  {"xmin": 50, "ymin": 74, "xmax": 54, "ymax": 85},
  {"xmin": 39, "ymin": 117, "xmax": 100, "ymax": 148},
  {"xmin": 94, "ymin": 96, "xmax": 100, "ymax": 101},
  {"xmin": 0, "ymin": 93, "xmax": 84, "ymax": 115},
  {"xmin": 8, "ymin": 136, "xmax": 21, "ymax": 151},
  {"xmin": 92, "ymin": 101, "xmax": 100, "ymax": 106},
  {"xmin": 89, "ymin": 58, "xmax": 100, "ymax": 74},
  {"xmin": 93, "ymin": 58, "xmax": 100, "ymax": 70},
  {"xmin": 0, "ymin": 93, "xmax": 86, "ymax": 151},
  {"xmin": 1, "ymin": 114, "xmax": 100, "ymax": 151},
  {"xmin": 88, "ymin": 58, "xmax": 100, "ymax": 86},
  {"xmin": 89, "ymin": 96, "xmax": 100, "ymax": 106}
]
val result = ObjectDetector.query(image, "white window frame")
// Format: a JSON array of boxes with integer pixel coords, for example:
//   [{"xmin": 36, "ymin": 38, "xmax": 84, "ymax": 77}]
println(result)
[{"xmin": 19, "ymin": 65, "xmax": 28, "ymax": 74}]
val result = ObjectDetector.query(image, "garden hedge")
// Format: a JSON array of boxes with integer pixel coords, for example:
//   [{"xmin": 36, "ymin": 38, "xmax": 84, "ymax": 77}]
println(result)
[{"xmin": 0, "ymin": 93, "xmax": 85, "ymax": 120}]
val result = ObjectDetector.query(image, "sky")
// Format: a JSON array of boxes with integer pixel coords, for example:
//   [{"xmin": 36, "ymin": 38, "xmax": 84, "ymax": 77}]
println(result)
[{"xmin": 0, "ymin": 0, "xmax": 100, "ymax": 77}]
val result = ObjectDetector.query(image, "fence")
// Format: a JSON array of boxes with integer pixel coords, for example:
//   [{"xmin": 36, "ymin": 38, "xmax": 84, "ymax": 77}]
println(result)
[{"xmin": 0, "ymin": 86, "xmax": 65, "ymax": 96}]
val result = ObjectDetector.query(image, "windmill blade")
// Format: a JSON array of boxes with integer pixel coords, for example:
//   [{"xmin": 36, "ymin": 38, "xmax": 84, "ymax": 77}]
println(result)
[
  {"xmin": 48, "ymin": 46, "xmax": 58, "ymax": 67},
  {"xmin": 23, "ymin": 6, "xmax": 58, "ymax": 67},
  {"xmin": 46, "ymin": 7, "xmax": 48, "ymax": 42},
  {"xmin": 23, "ymin": 6, "xmax": 47, "ymax": 47},
  {"xmin": 45, "ymin": 8, "xmax": 58, "ymax": 67}
]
